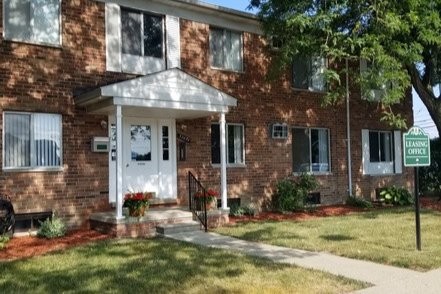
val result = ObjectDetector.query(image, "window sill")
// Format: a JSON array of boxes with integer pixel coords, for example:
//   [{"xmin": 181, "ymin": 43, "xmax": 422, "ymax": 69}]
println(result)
[
  {"xmin": 211, "ymin": 163, "xmax": 246, "ymax": 168},
  {"xmin": 291, "ymin": 87, "xmax": 326, "ymax": 94},
  {"xmin": 293, "ymin": 172, "xmax": 332, "ymax": 176},
  {"xmin": 3, "ymin": 166, "xmax": 64, "ymax": 173},
  {"xmin": 210, "ymin": 66, "xmax": 244, "ymax": 74},
  {"xmin": 363, "ymin": 173, "xmax": 401, "ymax": 177},
  {"xmin": 3, "ymin": 38, "xmax": 62, "ymax": 49}
]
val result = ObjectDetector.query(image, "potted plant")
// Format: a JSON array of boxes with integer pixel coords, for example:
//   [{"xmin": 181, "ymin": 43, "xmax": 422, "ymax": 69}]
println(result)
[
  {"xmin": 123, "ymin": 192, "xmax": 153, "ymax": 217},
  {"xmin": 194, "ymin": 189, "xmax": 219, "ymax": 210}
]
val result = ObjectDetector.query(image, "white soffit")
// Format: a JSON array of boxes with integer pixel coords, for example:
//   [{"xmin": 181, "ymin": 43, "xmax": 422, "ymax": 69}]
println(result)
[{"xmin": 97, "ymin": 0, "xmax": 261, "ymax": 35}]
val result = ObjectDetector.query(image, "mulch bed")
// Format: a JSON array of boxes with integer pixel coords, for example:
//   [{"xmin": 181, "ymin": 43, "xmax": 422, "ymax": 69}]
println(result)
[
  {"xmin": 0, "ymin": 229, "xmax": 111, "ymax": 261},
  {"xmin": 1, "ymin": 197, "xmax": 440, "ymax": 262},
  {"xmin": 229, "ymin": 197, "xmax": 441, "ymax": 225}
]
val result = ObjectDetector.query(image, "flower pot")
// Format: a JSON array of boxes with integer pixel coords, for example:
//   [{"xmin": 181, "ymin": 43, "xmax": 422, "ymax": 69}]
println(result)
[{"xmin": 129, "ymin": 206, "xmax": 147, "ymax": 217}]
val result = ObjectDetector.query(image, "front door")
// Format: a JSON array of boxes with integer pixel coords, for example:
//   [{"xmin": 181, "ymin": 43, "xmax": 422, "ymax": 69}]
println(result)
[{"xmin": 108, "ymin": 117, "xmax": 177, "ymax": 202}]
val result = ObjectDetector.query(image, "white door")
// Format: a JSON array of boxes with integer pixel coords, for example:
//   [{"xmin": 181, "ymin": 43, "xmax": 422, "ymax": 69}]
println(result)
[
  {"xmin": 124, "ymin": 118, "xmax": 159, "ymax": 196},
  {"xmin": 108, "ymin": 117, "xmax": 177, "ymax": 202}
]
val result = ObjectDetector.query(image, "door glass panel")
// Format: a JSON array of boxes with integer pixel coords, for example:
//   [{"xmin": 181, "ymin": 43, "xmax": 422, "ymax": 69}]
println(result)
[
  {"xmin": 162, "ymin": 126, "xmax": 169, "ymax": 161},
  {"xmin": 130, "ymin": 125, "xmax": 151, "ymax": 161}
]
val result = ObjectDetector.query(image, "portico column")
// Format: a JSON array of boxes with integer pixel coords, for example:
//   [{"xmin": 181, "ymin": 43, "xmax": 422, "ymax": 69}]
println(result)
[
  {"xmin": 220, "ymin": 112, "xmax": 228, "ymax": 210},
  {"xmin": 116, "ymin": 105, "xmax": 124, "ymax": 219}
]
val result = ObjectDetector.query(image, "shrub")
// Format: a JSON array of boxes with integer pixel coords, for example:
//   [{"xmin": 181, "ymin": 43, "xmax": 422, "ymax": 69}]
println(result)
[
  {"xmin": 229, "ymin": 203, "xmax": 245, "ymax": 217},
  {"xmin": 37, "ymin": 215, "xmax": 66, "ymax": 239},
  {"xmin": 346, "ymin": 196, "xmax": 373, "ymax": 208},
  {"xmin": 243, "ymin": 204, "xmax": 257, "ymax": 216},
  {"xmin": 420, "ymin": 138, "xmax": 441, "ymax": 193},
  {"xmin": 0, "ymin": 235, "xmax": 9, "ymax": 250},
  {"xmin": 273, "ymin": 174, "xmax": 318, "ymax": 212},
  {"xmin": 379, "ymin": 186, "xmax": 413, "ymax": 206}
]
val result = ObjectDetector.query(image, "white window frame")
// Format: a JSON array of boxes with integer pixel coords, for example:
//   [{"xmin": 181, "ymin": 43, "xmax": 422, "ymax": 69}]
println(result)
[
  {"xmin": 292, "ymin": 127, "xmax": 331, "ymax": 174},
  {"xmin": 362, "ymin": 129, "xmax": 402, "ymax": 175},
  {"xmin": 272, "ymin": 123, "xmax": 288, "ymax": 139},
  {"xmin": 211, "ymin": 123, "xmax": 245, "ymax": 167},
  {"xmin": 2, "ymin": 111, "xmax": 63, "ymax": 172},
  {"xmin": 292, "ymin": 56, "xmax": 327, "ymax": 92},
  {"xmin": 209, "ymin": 27, "xmax": 243, "ymax": 72},
  {"xmin": 2, "ymin": 0, "xmax": 62, "ymax": 47}
]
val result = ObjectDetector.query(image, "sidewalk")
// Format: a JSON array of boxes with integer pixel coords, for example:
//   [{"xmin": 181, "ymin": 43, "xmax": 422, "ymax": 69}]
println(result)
[{"xmin": 165, "ymin": 231, "xmax": 441, "ymax": 293}]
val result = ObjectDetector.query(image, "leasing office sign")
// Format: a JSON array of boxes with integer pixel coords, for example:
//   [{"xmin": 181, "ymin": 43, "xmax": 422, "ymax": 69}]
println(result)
[{"xmin": 403, "ymin": 127, "xmax": 430, "ymax": 167}]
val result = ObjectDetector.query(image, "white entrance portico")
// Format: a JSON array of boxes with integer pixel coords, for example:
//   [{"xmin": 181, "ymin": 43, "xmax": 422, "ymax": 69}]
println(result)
[{"xmin": 75, "ymin": 68, "xmax": 237, "ymax": 219}]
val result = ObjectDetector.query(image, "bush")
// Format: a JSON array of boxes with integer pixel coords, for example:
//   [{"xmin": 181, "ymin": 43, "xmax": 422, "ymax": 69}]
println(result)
[
  {"xmin": 273, "ymin": 174, "xmax": 318, "ymax": 212},
  {"xmin": 229, "ymin": 203, "xmax": 245, "ymax": 216},
  {"xmin": 346, "ymin": 196, "xmax": 373, "ymax": 208},
  {"xmin": 0, "ymin": 235, "xmax": 9, "ymax": 250},
  {"xmin": 379, "ymin": 186, "xmax": 413, "ymax": 206},
  {"xmin": 37, "ymin": 215, "xmax": 66, "ymax": 239},
  {"xmin": 420, "ymin": 138, "xmax": 441, "ymax": 193}
]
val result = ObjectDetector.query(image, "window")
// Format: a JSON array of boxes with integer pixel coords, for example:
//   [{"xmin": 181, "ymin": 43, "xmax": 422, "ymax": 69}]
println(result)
[
  {"xmin": 272, "ymin": 123, "xmax": 288, "ymax": 139},
  {"xmin": 360, "ymin": 59, "xmax": 392, "ymax": 101},
  {"xmin": 130, "ymin": 125, "xmax": 151, "ymax": 161},
  {"xmin": 121, "ymin": 8, "xmax": 163, "ymax": 58},
  {"xmin": 209, "ymin": 27, "xmax": 243, "ymax": 71},
  {"xmin": 369, "ymin": 131, "xmax": 393, "ymax": 163},
  {"xmin": 362, "ymin": 129, "xmax": 402, "ymax": 175},
  {"xmin": 292, "ymin": 128, "xmax": 330, "ymax": 173},
  {"xmin": 3, "ymin": 112, "xmax": 62, "ymax": 170},
  {"xmin": 211, "ymin": 124, "xmax": 244, "ymax": 165},
  {"xmin": 4, "ymin": 0, "xmax": 61, "ymax": 46},
  {"xmin": 292, "ymin": 56, "xmax": 326, "ymax": 92},
  {"xmin": 162, "ymin": 126, "xmax": 169, "ymax": 161}
]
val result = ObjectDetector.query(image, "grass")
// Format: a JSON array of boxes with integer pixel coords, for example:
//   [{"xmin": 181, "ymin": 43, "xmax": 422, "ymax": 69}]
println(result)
[
  {"xmin": 216, "ymin": 208, "xmax": 441, "ymax": 271},
  {"xmin": 0, "ymin": 238, "xmax": 366, "ymax": 293}
]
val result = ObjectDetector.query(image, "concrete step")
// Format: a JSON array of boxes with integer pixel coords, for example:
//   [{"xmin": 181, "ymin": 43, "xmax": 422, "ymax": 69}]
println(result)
[{"xmin": 156, "ymin": 220, "xmax": 202, "ymax": 235}]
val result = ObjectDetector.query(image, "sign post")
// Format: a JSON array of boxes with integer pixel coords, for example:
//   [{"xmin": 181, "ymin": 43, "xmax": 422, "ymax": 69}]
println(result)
[{"xmin": 403, "ymin": 126, "xmax": 431, "ymax": 251}]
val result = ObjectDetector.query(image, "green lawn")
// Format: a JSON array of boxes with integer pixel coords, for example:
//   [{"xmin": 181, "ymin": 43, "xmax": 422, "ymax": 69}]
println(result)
[
  {"xmin": 0, "ymin": 238, "xmax": 366, "ymax": 293},
  {"xmin": 216, "ymin": 208, "xmax": 441, "ymax": 271}
]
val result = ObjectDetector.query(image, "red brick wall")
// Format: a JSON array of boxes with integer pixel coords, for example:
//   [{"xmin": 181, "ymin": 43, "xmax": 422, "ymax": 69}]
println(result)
[
  {"xmin": 177, "ymin": 19, "xmax": 414, "ymax": 208},
  {"xmin": 0, "ymin": 0, "xmax": 135, "ymax": 227},
  {"xmin": 0, "ymin": 1, "xmax": 414, "ymax": 228}
]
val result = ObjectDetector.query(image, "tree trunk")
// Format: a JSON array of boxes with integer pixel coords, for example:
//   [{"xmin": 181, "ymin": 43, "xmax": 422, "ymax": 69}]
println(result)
[{"xmin": 407, "ymin": 65, "xmax": 441, "ymax": 136}]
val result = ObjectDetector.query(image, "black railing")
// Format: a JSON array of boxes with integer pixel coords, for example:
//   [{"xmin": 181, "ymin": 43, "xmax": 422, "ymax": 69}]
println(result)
[{"xmin": 188, "ymin": 171, "xmax": 208, "ymax": 232}]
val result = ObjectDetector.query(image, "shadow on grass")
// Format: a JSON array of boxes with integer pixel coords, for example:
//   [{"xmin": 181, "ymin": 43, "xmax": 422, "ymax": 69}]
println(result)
[
  {"xmin": 320, "ymin": 234, "xmax": 355, "ymax": 241},
  {"xmin": 0, "ymin": 238, "xmax": 298, "ymax": 293}
]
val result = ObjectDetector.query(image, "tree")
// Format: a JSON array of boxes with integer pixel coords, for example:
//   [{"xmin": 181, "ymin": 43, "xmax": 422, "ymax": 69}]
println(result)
[{"xmin": 249, "ymin": 0, "xmax": 441, "ymax": 132}]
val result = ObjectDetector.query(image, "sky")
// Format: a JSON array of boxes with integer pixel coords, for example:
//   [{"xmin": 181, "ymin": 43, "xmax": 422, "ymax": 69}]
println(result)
[{"xmin": 204, "ymin": 0, "xmax": 439, "ymax": 138}]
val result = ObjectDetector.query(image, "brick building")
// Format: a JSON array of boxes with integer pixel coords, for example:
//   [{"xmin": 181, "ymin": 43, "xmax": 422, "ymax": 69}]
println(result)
[{"xmin": 0, "ymin": 0, "xmax": 413, "ymax": 228}]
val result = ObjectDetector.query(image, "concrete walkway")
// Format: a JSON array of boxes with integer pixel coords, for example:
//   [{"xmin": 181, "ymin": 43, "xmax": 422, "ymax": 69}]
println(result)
[{"xmin": 165, "ymin": 231, "xmax": 441, "ymax": 293}]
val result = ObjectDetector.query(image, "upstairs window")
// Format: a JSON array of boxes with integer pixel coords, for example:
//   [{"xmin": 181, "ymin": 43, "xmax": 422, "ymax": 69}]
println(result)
[
  {"xmin": 3, "ymin": 112, "xmax": 62, "ymax": 170},
  {"xmin": 209, "ymin": 27, "xmax": 243, "ymax": 72},
  {"xmin": 360, "ymin": 59, "xmax": 392, "ymax": 101},
  {"xmin": 4, "ymin": 0, "xmax": 61, "ymax": 46},
  {"xmin": 211, "ymin": 123, "xmax": 245, "ymax": 165},
  {"xmin": 292, "ymin": 56, "xmax": 326, "ymax": 92},
  {"xmin": 121, "ymin": 8, "xmax": 163, "ymax": 58}
]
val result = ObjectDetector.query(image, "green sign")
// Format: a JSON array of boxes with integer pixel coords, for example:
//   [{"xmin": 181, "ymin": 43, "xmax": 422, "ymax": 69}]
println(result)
[{"xmin": 403, "ymin": 126, "xmax": 431, "ymax": 167}]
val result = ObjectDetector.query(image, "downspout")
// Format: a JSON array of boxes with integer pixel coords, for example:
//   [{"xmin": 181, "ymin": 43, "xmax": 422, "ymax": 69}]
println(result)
[{"xmin": 346, "ymin": 58, "xmax": 353, "ymax": 196}]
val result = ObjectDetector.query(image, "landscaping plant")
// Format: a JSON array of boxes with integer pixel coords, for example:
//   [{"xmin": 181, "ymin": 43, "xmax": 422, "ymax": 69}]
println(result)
[
  {"xmin": 419, "ymin": 138, "xmax": 441, "ymax": 193},
  {"xmin": 379, "ymin": 186, "xmax": 413, "ymax": 206},
  {"xmin": 273, "ymin": 173, "xmax": 318, "ymax": 212},
  {"xmin": 0, "ymin": 235, "xmax": 9, "ymax": 249},
  {"xmin": 346, "ymin": 196, "xmax": 373, "ymax": 208},
  {"xmin": 37, "ymin": 214, "xmax": 66, "ymax": 239}
]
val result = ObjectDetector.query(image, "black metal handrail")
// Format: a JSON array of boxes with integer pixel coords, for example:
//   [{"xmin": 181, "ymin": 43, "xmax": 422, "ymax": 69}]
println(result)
[{"xmin": 188, "ymin": 171, "xmax": 208, "ymax": 232}]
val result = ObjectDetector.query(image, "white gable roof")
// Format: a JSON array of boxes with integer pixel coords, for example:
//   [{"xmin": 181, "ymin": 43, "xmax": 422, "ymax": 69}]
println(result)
[{"xmin": 76, "ymin": 68, "xmax": 237, "ymax": 116}]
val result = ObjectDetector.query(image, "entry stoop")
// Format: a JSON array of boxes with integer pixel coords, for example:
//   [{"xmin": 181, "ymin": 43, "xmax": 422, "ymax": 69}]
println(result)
[{"xmin": 156, "ymin": 220, "xmax": 202, "ymax": 235}]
